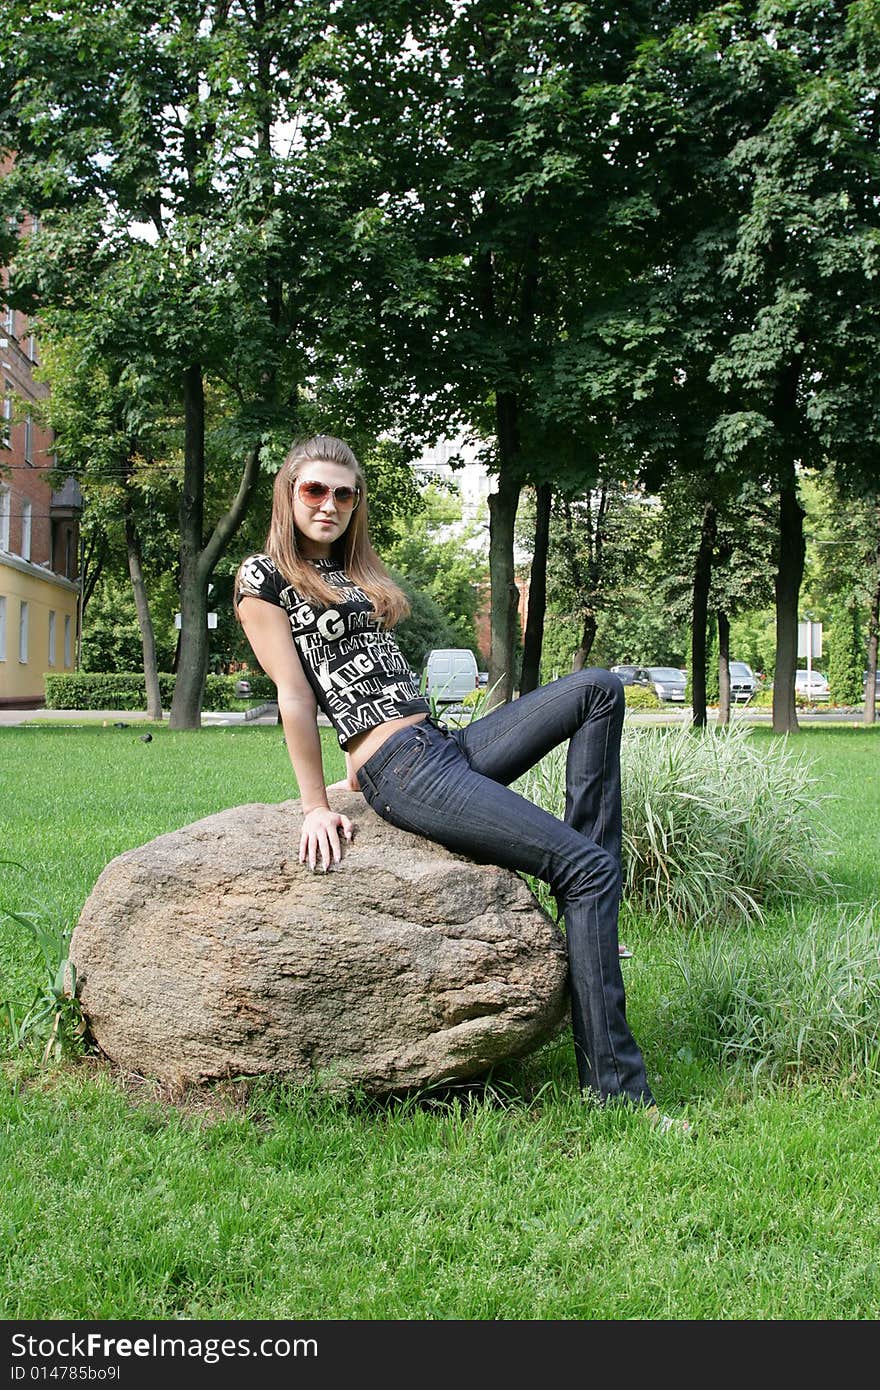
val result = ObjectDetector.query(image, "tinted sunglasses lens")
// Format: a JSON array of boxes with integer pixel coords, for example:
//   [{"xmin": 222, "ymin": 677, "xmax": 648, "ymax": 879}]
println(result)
[
  {"xmin": 297, "ymin": 481, "xmax": 359, "ymax": 509},
  {"xmin": 298, "ymin": 481, "xmax": 330, "ymax": 505}
]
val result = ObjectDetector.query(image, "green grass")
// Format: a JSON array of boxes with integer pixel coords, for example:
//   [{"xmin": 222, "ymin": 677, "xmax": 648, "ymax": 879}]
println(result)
[{"xmin": 1, "ymin": 723, "xmax": 879, "ymax": 1320}]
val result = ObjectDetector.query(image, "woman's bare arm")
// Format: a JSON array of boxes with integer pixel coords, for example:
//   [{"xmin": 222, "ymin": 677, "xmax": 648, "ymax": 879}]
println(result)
[{"xmin": 237, "ymin": 596, "xmax": 352, "ymax": 871}]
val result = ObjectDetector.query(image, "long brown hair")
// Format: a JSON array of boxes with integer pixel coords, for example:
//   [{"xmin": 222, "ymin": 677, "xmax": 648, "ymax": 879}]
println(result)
[{"xmin": 236, "ymin": 435, "xmax": 410, "ymax": 628}]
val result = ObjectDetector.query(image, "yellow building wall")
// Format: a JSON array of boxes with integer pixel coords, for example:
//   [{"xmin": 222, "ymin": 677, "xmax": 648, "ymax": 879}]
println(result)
[{"xmin": 0, "ymin": 558, "xmax": 79, "ymax": 705}]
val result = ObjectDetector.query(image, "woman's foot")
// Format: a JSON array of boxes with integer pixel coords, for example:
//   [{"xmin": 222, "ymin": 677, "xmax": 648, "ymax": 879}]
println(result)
[{"xmin": 645, "ymin": 1105, "xmax": 694, "ymax": 1137}]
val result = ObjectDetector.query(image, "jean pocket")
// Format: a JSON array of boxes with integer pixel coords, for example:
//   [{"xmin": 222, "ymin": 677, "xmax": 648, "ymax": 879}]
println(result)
[{"xmin": 390, "ymin": 734, "xmax": 428, "ymax": 790}]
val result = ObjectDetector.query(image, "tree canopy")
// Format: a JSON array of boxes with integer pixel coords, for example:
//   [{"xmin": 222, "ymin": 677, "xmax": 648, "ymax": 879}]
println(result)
[{"xmin": 3, "ymin": 0, "xmax": 879, "ymax": 728}]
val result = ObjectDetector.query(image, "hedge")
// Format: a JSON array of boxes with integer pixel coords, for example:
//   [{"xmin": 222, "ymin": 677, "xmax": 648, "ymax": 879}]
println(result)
[{"xmin": 43, "ymin": 671, "xmax": 276, "ymax": 712}]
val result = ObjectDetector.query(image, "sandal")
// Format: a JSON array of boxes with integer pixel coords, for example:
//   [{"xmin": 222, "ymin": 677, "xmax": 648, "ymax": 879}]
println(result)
[{"xmin": 618, "ymin": 943, "xmax": 633, "ymax": 959}]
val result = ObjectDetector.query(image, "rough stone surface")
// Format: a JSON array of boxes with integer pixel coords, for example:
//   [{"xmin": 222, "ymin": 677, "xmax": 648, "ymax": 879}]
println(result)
[{"xmin": 70, "ymin": 794, "xmax": 569, "ymax": 1092}]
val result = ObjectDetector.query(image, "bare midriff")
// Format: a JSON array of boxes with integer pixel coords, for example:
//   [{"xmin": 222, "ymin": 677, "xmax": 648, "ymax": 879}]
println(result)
[{"xmin": 346, "ymin": 711, "xmax": 429, "ymax": 777}]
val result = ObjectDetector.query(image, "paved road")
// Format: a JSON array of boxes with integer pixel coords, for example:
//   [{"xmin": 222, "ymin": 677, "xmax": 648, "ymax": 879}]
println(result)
[{"xmin": 1, "ymin": 702, "xmax": 872, "ymax": 729}]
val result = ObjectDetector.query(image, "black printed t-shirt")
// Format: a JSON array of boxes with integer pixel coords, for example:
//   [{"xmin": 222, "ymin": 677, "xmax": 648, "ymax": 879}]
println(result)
[{"xmin": 236, "ymin": 553, "xmax": 429, "ymax": 748}]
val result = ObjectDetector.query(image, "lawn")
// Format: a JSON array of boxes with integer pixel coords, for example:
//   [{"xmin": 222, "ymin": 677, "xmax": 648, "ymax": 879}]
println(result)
[{"xmin": 1, "ymin": 721, "xmax": 879, "ymax": 1320}]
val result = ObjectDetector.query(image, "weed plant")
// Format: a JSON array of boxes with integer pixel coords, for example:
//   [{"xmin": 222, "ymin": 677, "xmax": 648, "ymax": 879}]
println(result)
[{"xmin": 0, "ymin": 888, "xmax": 83, "ymax": 1062}]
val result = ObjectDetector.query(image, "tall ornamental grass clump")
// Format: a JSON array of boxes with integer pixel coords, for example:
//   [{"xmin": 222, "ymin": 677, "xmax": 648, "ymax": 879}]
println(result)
[{"xmin": 517, "ymin": 722, "xmax": 834, "ymax": 928}]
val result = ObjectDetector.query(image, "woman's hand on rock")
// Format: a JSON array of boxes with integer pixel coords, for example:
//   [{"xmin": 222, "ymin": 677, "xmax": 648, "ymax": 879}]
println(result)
[{"xmin": 299, "ymin": 806, "xmax": 353, "ymax": 873}]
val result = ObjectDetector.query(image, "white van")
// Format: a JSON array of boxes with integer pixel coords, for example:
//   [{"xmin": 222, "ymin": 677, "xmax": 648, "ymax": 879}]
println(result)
[{"xmin": 422, "ymin": 648, "xmax": 479, "ymax": 704}]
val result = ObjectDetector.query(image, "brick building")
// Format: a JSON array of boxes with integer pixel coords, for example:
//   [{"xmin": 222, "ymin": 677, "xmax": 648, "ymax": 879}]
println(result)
[{"xmin": 1, "ymin": 197, "xmax": 82, "ymax": 707}]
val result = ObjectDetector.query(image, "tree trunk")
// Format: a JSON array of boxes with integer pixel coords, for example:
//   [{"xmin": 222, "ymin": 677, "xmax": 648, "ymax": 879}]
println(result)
[
  {"xmin": 691, "ymin": 500, "xmax": 716, "ymax": 729},
  {"xmin": 519, "ymin": 482, "xmax": 551, "ymax": 695},
  {"xmin": 717, "ymin": 609, "xmax": 731, "ymax": 727},
  {"xmin": 487, "ymin": 392, "xmax": 522, "ymax": 706},
  {"xmin": 772, "ymin": 468, "xmax": 805, "ymax": 735},
  {"xmin": 571, "ymin": 614, "xmax": 597, "ymax": 671},
  {"xmin": 168, "ymin": 369, "xmax": 263, "ymax": 729},
  {"xmin": 865, "ymin": 506, "xmax": 880, "ymax": 727},
  {"xmin": 169, "ymin": 365, "xmax": 209, "ymax": 729},
  {"xmin": 79, "ymin": 531, "xmax": 108, "ymax": 617},
  {"xmin": 124, "ymin": 508, "xmax": 162, "ymax": 722}
]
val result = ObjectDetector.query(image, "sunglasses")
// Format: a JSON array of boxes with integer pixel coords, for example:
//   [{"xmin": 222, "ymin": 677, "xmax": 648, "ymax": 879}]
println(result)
[{"xmin": 295, "ymin": 479, "xmax": 360, "ymax": 510}]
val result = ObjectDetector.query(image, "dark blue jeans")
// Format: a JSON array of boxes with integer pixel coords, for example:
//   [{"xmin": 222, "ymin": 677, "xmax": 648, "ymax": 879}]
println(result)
[{"xmin": 356, "ymin": 669, "xmax": 654, "ymax": 1106}]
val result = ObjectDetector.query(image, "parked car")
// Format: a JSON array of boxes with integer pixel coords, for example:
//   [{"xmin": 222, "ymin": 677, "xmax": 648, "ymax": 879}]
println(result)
[
  {"xmin": 795, "ymin": 669, "xmax": 830, "ymax": 702},
  {"xmin": 729, "ymin": 661, "xmax": 758, "ymax": 702},
  {"xmin": 610, "ymin": 664, "xmax": 652, "ymax": 687},
  {"xmin": 422, "ymin": 648, "xmax": 479, "ymax": 704},
  {"xmin": 646, "ymin": 666, "xmax": 687, "ymax": 702},
  {"xmin": 864, "ymin": 670, "xmax": 880, "ymax": 704}
]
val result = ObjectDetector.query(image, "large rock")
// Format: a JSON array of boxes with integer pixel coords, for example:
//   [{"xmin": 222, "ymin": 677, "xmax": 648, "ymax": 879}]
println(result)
[{"xmin": 69, "ymin": 794, "xmax": 569, "ymax": 1092}]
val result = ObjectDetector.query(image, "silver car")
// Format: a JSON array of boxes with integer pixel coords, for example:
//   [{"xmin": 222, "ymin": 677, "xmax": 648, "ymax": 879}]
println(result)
[
  {"xmin": 795, "ymin": 669, "xmax": 830, "ymax": 701},
  {"xmin": 610, "ymin": 664, "xmax": 652, "ymax": 687},
  {"xmin": 647, "ymin": 666, "xmax": 687, "ymax": 702},
  {"xmin": 729, "ymin": 661, "xmax": 758, "ymax": 702}
]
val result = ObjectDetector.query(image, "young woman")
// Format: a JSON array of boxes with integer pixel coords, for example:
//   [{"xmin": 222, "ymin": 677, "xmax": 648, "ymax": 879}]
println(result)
[{"xmin": 235, "ymin": 434, "xmax": 683, "ymax": 1125}]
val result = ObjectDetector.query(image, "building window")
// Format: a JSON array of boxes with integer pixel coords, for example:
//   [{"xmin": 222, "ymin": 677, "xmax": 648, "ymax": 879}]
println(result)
[
  {"xmin": 18, "ymin": 600, "xmax": 29, "ymax": 664},
  {"xmin": 0, "ymin": 485, "xmax": 9, "ymax": 550},
  {"xmin": 24, "ymin": 412, "xmax": 33, "ymax": 464},
  {"xmin": 48, "ymin": 609, "xmax": 56, "ymax": 666},
  {"xmin": 1, "ymin": 384, "xmax": 11, "ymax": 447},
  {"xmin": 63, "ymin": 613, "xmax": 72, "ymax": 668},
  {"xmin": 0, "ymin": 595, "xmax": 6, "ymax": 661},
  {"xmin": 65, "ymin": 529, "xmax": 74, "ymax": 578},
  {"xmin": 21, "ymin": 498, "xmax": 32, "ymax": 561},
  {"xmin": 27, "ymin": 333, "xmax": 37, "ymax": 363},
  {"xmin": 3, "ymin": 304, "xmax": 13, "ymax": 336}
]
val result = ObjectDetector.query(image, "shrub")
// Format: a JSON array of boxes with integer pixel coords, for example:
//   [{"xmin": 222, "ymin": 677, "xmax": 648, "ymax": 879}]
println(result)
[
  {"xmin": 44, "ymin": 672, "xmax": 174, "ymax": 711},
  {"xmin": 516, "ymin": 722, "xmax": 835, "ymax": 929},
  {"xmin": 827, "ymin": 601, "xmax": 865, "ymax": 706},
  {"xmin": 44, "ymin": 671, "xmax": 275, "ymax": 712},
  {"xmin": 623, "ymin": 684, "xmax": 662, "ymax": 710},
  {"xmin": 202, "ymin": 672, "xmax": 275, "ymax": 709}
]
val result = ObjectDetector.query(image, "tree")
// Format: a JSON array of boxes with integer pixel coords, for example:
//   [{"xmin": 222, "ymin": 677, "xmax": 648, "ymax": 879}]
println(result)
[
  {"xmin": 390, "ymin": 573, "xmax": 466, "ymax": 676},
  {"xmin": 33, "ymin": 330, "xmax": 183, "ymax": 717},
  {"xmin": 630, "ymin": 3, "xmax": 880, "ymax": 733},
  {"xmin": 532, "ymin": 495, "xmax": 687, "ymax": 679},
  {"xmin": 655, "ymin": 474, "xmax": 775, "ymax": 726},
  {"xmin": 516, "ymin": 474, "xmax": 684, "ymax": 677},
  {"xmin": 303, "ymin": 1, "xmax": 695, "ymax": 703},
  {"xmin": 384, "ymin": 485, "xmax": 486, "ymax": 657},
  {"xmin": 0, "ymin": 0, "xmax": 340, "ymax": 727},
  {"xmin": 79, "ymin": 572, "xmax": 178, "ymax": 675}
]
